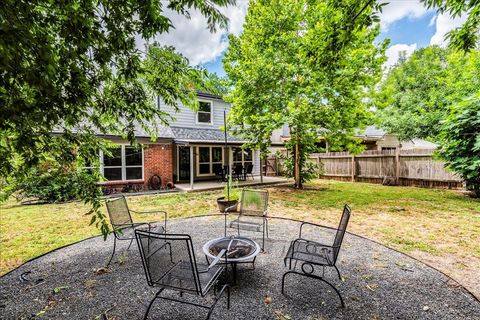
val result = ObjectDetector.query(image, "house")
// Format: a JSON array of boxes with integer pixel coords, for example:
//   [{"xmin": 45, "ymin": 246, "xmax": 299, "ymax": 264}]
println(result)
[
  {"xmin": 268, "ymin": 125, "xmax": 437, "ymax": 153},
  {"xmin": 90, "ymin": 92, "xmax": 261, "ymax": 191},
  {"xmin": 354, "ymin": 126, "xmax": 438, "ymax": 151}
]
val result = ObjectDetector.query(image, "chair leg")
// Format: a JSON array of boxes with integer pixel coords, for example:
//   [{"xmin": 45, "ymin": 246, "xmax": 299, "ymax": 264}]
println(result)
[
  {"xmin": 206, "ymin": 284, "xmax": 229, "ymax": 320},
  {"xmin": 265, "ymin": 218, "xmax": 269, "ymax": 238},
  {"xmin": 106, "ymin": 236, "xmax": 117, "ymax": 267},
  {"xmin": 334, "ymin": 265, "xmax": 342, "ymax": 281},
  {"xmin": 143, "ymin": 288, "xmax": 164, "ymax": 320},
  {"xmin": 126, "ymin": 238, "xmax": 134, "ymax": 251},
  {"xmin": 281, "ymin": 271, "xmax": 345, "ymax": 308}
]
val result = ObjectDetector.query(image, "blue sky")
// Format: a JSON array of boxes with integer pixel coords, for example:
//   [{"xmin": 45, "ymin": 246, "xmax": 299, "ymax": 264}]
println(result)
[
  {"xmin": 204, "ymin": 11, "xmax": 439, "ymax": 77},
  {"xmin": 150, "ymin": 1, "xmax": 467, "ymax": 76}
]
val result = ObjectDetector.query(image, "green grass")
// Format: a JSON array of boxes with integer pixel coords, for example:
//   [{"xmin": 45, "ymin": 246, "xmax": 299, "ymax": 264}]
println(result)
[{"xmin": 1, "ymin": 179, "xmax": 479, "ymax": 296}]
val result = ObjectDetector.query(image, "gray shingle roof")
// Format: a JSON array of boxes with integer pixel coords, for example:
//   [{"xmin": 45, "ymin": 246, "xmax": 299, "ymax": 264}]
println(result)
[
  {"xmin": 355, "ymin": 126, "xmax": 386, "ymax": 139},
  {"xmin": 170, "ymin": 126, "xmax": 246, "ymax": 143}
]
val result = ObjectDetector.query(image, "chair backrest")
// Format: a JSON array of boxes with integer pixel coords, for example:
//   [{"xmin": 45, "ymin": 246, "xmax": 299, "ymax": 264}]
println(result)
[
  {"xmin": 246, "ymin": 164, "xmax": 254, "ymax": 174},
  {"xmin": 239, "ymin": 189, "xmax": 269, "ymax": 216},
  {"xmin": 234, "ymin": 164, "xmax": 243, "ymax": 173},
  {"xmin": 105, "ymin": 196, "xmax": 133, "ymax": 227},
  {"xmin": 135, "ymin": 231, "xmax": 202, "ymax": 294},
  {"xmin": 332, "ymin": 204, "xmax": 351, "ymax": 263}
]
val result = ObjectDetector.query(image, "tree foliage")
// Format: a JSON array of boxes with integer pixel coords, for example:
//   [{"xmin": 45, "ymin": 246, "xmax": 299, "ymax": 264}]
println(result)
[
  {"xmin": 375, "ymin": 46, "xmax": 480, "ymax": 196},
  {"xmin": 375, "ymin": 46, "xmax": 480, "ymax": 140},
  {"xmin": 437, "ymin": 94, "xmax": 480, "ymax": 197},
  {"xmin": 224, "ymin": 0, "xmax": 387, "ymax": 188},
  {"xmin": 421, "ymin": 0, "xmax": 480, "ymax": 52},
  {"xmin": 0, "ymin": 0, "xmax": 234, "ymax": 233}
]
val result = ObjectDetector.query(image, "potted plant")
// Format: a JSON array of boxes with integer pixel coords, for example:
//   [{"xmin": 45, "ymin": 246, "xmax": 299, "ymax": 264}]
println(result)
[{"xmin": 217, "ymin": 175, "xmax": 240, "ymax": 212}]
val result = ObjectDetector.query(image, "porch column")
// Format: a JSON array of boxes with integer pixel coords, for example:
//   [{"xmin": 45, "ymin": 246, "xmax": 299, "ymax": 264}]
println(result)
[
  {"xmin": 190, "ymin": 145, "xmax": 194, "ymax": 190},
  {"xmin": 260, "ymin": 151, "xmax": 264, "ymax": 183}
]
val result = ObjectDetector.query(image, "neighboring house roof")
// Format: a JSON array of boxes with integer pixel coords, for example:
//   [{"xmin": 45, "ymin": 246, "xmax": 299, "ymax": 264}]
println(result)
[
  {"xmin": 403, "ymin": 138, "xmax": 438, "ymax": 149},
  {"xmin": 354, "ymin": 126, "xmax": 386, "ymax": 140},
  {"xmin": 170, "ymin": 126, "xmax": 247, "ymax": 144}
]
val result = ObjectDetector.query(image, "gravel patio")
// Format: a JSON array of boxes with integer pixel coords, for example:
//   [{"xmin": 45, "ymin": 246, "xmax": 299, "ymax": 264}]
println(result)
[{"xmin": 0, "ymin": 215, "xmax": 478, "ymax": 319}]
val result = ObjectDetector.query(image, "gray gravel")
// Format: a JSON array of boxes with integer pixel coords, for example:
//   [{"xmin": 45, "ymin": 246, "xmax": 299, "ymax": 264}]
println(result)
[{"xmin": 1, "ymin": 216, "xmax": 478, "ymax": 320}]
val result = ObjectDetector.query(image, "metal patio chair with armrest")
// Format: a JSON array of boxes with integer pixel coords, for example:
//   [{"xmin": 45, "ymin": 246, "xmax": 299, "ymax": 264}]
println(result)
[
  {"xmin": 282, "ymin": 204, "xmax": 351, "ymax": 307},
  {"xmin": 105, "ymin": 195, "xmax": 167, "ymax": 267},
  {"xmin": 135, "ymin": 230, "xmax": 231, "ymax": 320},
  {"xmin": 244, "ymin": 164, "xmax": 254, "ymax": 180},
  {"xmin": 226, "ymin": 189, "xmax": 269, "ymax": 251}
]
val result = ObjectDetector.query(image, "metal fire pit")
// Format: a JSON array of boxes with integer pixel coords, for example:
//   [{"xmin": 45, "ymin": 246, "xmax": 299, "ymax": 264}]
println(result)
[{"xmin": 203, "ymin": 236, "xmax": 261, "ymax": 285}]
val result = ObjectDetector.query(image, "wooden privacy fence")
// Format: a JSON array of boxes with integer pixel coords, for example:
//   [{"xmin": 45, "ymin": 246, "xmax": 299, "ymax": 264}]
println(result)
[{"xmin": 309, "ymin": 149, "xmax": 463, "ymax": 189}]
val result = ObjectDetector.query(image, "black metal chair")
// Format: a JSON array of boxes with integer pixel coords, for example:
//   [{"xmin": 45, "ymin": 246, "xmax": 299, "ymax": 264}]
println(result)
[
  {"xmin": 282, "ymin": 204, "xmax": 351, "ymax": 307},
  {"xmin": 135, "ymin": 230, "xmax": 230, "ymax": 320},
  {"xmin": 214, "ymin": 166, "xmax": 225, "ymax": 182},
  {"xmin": 227, "ymin": 189, "xmax": 269, "ymax": 251},
  {"xmin": 104, "ymin": 195, "xmax": 167, "ymax": 267},
  {"xmin": 244, "ymin": 164, "xmax": 254, "ymax": 180},
  {"xmin": 232, "ymin": 164, "xmax": 244, "ymax": 181}
]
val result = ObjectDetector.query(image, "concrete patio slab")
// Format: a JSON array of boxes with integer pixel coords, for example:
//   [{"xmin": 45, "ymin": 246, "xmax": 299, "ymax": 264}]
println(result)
[{"xmin": 175, "ymin": 176, "xmax": 289, "ymax": 192}]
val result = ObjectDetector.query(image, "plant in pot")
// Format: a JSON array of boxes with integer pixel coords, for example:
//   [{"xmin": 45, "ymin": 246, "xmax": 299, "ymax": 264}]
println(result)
[{"xmin": 217, "ymin": 175, "xmax": 240, "ymax": 213}]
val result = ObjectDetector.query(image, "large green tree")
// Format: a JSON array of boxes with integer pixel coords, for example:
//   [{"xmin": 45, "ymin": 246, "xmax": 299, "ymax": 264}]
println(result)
[
  {"xmin": 224, "ymin": 0, "xmax": 387, "ymax": 188},
  {"xmin": 0, "ymin": 0, "xmax": 234, "ymax": 232},
  {"xmin": 375, "ymin": 46, "xmax": 480, "ymax": 140},
  {"xmin": 375, "ymin": 46, "xmax": 480, "ymax": 196}
]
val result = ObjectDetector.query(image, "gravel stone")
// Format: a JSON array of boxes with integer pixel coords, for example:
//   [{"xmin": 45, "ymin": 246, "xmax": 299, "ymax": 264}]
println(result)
[{"xmin": 1, "ymin": 216, "xmax": 478, "ymax": 320}]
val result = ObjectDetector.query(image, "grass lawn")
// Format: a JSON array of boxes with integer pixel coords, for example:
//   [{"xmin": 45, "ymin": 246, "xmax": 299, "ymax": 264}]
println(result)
[{"xmin": 1, "ymin": 179, "xmax": 479, "ymax": 297}]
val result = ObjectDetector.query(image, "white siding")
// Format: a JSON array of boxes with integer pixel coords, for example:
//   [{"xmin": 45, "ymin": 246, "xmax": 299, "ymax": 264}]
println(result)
[{"xmin": 159, "ymin": 98, "xmax": 231, "ymax": 129}]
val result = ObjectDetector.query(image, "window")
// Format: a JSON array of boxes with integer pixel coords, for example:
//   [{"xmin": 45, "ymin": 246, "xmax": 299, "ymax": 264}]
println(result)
[
  {"xmin": 232, "ymin": 147, "xmax": 253, "ymax": 167},
  {"xmin": 197, "ymin": 146, "xmax": 223, "ymax": 176},
  {"xmin": 197, "ymin": 101, "xmax": 212, "ymax": 124},
  {"xmin": 102, "ymin": 145, "xmax": 143, "ymax": 181}
]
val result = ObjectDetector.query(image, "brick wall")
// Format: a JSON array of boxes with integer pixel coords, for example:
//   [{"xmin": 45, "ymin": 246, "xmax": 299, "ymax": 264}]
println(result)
[{"xmin": 143, "ymin": 143, "xmax": 174, "ymax": 188}]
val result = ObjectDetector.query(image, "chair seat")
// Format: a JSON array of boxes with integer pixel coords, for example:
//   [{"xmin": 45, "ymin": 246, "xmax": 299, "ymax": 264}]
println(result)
[
  {"xmin": 154, "ymin": 261, "xmax": 224, "ymax": 295},
  {"xmin": 285, "ymin": 239, "xmax": 335, "ymax": 267},
  {"xmin": 115, "ymin": 223, "xmax": 164, "ymax": 240},
  {"xmin": 229, "ymin": 219, "xmax": 263, "ymax": 232}
]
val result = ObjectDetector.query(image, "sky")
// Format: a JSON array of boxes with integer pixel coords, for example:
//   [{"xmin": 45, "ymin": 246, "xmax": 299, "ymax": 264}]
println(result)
[{"xmin": 143, "ymin": 0, "xmax": 467, "ymax": 76}]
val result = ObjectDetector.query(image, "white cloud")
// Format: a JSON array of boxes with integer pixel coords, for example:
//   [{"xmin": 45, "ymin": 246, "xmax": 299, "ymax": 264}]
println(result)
[
  {"xmin": 138, "ymin": 3, "xmax": 249, "ymax": 66},
  {"xmin": 384, "ymin": 43, "xmax": 417, "ymax": 70},
  {"xmin": 379, "ymin": 0, "xmax": 430, "ymax": 31},
  {"xmin": 428, "ymin": 15, "xmax": 437, "ymax": 27},
  {"xmin": 430, "ymin": 13, "xmax": 467, "ymax": 46}
]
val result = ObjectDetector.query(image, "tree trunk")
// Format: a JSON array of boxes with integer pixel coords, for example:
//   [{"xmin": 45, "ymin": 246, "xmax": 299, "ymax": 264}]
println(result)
[{"xmin": 294, "ymin": 135, "xmax": 302, "ymax": 189}]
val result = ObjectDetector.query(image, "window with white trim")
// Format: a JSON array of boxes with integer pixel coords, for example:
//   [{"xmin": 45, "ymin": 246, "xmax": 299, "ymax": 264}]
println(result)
[
  {"xmin": 197, "ymin": 146, "xmax": 223, "ymax": 176},
  {"xmin": 232, "ymin": 147, "xmax": 253, "ymax": 168},
  {"xmin": 196, "ymin": 101, "xmax": 212, "ymax": 124},
  {"xmin": 101, "ymin": 145, "xmax": 143, "ymax": 181}
]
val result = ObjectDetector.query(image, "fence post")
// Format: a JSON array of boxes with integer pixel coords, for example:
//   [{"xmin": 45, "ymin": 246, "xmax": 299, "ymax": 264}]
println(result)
[
  {"xmin": 395, "ymin": 148, "xmax": 400, "ymax": 184},
  {"xmin": 351, "ymin": 154, "xmax": 355, "ymax": 182},
  {"xmin": 317, "ymin": 155, "xmax": 321, "ymax": 178}
]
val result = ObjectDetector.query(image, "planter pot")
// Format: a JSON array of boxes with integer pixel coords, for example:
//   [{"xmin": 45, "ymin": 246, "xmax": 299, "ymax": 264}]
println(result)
[{"xmin": 217, "ymin": 197, "xmax": 238, "ymax": 213}]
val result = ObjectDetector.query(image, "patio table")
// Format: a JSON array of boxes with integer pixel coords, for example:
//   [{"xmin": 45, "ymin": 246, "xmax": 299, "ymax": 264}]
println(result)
[{"xmin": 203, "ymin": 236, "xmax": 260, "ymax": 285}]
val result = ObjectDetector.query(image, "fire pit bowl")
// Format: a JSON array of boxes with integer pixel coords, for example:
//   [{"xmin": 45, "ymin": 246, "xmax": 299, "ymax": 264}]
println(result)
[{"xmin": 203, "ymin": 236, "xmax": 261, "ymax": 262}]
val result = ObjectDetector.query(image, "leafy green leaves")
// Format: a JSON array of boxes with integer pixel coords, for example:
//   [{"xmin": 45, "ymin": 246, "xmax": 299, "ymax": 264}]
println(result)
[
  {"xmin": 0, "ymin": 0, "xmax": 233, "ymax": 235},
  {"xmin": 224, "ymin": 0, "xmax": 386, "ymax": 186},
  {"xmin": 437, "ymin": 94, "xmax": 480, "ymax": 196},
  {"xmin": 375, "ymin": 46, "xmax": 480, "ymax": 140}
]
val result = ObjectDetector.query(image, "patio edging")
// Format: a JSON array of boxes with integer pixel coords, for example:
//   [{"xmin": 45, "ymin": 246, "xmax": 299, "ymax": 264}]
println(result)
[{"xmin": 2, "ymin": 214, "xmax": 478, "ymax": 304}]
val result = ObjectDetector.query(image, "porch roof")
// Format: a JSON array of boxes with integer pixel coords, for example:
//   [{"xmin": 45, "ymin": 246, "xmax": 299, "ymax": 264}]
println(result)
[{"xmin": 170, "ymin": 126, "xmax": 248, "ymax": 144}]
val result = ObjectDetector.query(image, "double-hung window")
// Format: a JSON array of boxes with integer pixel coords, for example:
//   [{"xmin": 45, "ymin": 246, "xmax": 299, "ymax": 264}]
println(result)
[
  {"xmin": 101, "ymin": 145, "xmax": 143, "ymax": 181},
  {"xmin": 197, "ymin": 146, "xmax": 223, "ymax": 176},
  {"xmin": 196, "ymin": 101, "xmax": 212, "ymax": 124}
]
